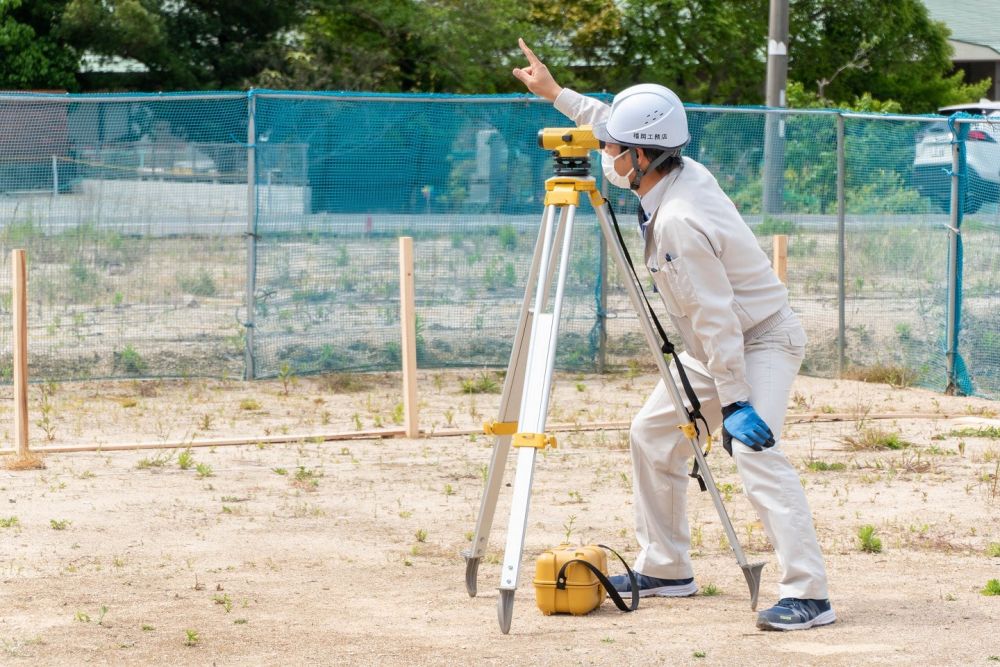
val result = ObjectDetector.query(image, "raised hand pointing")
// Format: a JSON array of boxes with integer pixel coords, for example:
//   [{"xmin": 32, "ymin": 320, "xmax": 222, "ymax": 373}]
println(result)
[{"xmin": 511, "ymin": 38, "xmax": 563, "ymax": 102}]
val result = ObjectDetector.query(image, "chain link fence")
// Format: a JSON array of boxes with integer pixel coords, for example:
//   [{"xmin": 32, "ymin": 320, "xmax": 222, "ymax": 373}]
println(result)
[{"xmin": 0, "ymin": 91, "xmax": 997, "ymax": 398}]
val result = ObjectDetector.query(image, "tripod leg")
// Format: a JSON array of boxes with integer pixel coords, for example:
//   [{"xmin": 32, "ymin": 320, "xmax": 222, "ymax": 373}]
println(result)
[
  {"xmin": 593, "ymin": 202, "xmax": 765, "ymax": 610},
  {"xmin": 497, "ymin": 203, "xmax": 579, "ymax": 634},
  {"xmin": 463, "ymin": 204, "xmax": 555, "ymax": 597},
  {"xmin": 536, "ymin": 206, "xmax": 570, "ymax": 313}
]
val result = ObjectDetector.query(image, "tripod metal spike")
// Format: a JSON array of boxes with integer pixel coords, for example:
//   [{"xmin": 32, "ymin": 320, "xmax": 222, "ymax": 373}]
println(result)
[
  {"xmin": 498, "ymin": 589, "xmax": 515, "ymax": 634},
  {"xmin": 743, "ymin": 561, "xmax": 766, "ymax": 611},
  {"xmin": 463, "ymin": 556, "xmax": 480, "ymax": 598}
]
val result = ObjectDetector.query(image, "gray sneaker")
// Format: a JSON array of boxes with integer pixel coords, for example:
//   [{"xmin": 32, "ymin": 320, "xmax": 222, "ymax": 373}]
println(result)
[
  {"xmin": 607, "ymin": 572, "xmax": 698, "ymax": 598},
  {"xmin": 756, "ymin": 598, "xmax": 836, "ymax": 631}
]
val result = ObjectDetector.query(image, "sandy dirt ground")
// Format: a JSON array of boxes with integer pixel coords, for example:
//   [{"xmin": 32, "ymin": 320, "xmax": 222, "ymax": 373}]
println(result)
[{"xmin": 1, "ymin": 369, "xmax": 999, "ymax": 666}]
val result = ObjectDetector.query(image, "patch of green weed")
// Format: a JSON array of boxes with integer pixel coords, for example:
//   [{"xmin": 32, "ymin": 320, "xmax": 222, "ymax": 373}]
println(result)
[{"xmin": 858, "ymin": 524, "xmax": 882, "ymax": 553}]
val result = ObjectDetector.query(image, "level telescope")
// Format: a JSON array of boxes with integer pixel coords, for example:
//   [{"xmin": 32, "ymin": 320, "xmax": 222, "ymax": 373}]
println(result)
[{"xmin": 537, "ymin": 125, "xmax": 600, "ymax": 176}]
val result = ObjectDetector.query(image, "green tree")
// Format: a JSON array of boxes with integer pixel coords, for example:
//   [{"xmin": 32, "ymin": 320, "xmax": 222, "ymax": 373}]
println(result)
[
  {"xmin": 0, "ymin": 0, "xmax": 78, "ymax": 90},
  {"xmin": 61, "ymin": 0, "xmax": 308, "ymax": 89},
  {"xmin": 271, "ymin": 0, "xmax": 441, "ymax": 91},
  {"xmin": 787, "ymin": 0, "xmax": 988, "ymax": 113},
  {"xmin": 6, "ymin": 0, "xmax": 992, "ymax": 108},
  {"xmin": 563, "ymin": 0, "xmax": 988, "ymax": 113},
  {"xmin": 614, "ymin": 0, "xmax": 769, "ymax": 105},
  {"xmin": 524, "ymin": 0, "xmax": 626, "ymax": 94},
  {"xmin": 269, "ymin": 0, "xmax": 547, "ymax": 93}
]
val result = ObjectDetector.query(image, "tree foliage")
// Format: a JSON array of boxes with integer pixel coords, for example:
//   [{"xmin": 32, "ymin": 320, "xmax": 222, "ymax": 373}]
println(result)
[
  {"xmin": 612, "ymin": 0, "xmax": 771, "ymax": 104},
  {"xmin": 786, "ymin": 0, "xmax": 989, "ymax": 112},
  {"xmin": 262, "ymin": 0, "xmax": 546, "ymax": 93},
  {"xmin": 589, "ymin": 0, "xmax": 988, "ymax": 112},
  {"xmin": 0, "ymin": 0, "xmax": 991, "ymax": 112},
  {"xmin": 60, "ymin": 0, "xmax": 308, "ymax": 89},
  {"xmin": 0, "ymin": 0, "xmax": 78, "ymax": 90}
]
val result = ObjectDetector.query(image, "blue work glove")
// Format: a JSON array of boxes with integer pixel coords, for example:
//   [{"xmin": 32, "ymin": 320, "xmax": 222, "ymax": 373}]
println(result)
[{"xmin": 721, "ymin": 401, "xmax": 775, "ymax": 455}]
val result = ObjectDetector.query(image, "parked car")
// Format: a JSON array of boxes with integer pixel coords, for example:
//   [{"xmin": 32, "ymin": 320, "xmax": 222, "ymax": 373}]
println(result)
[{"xmin": 913, "ymin": 100, "xmax": 1000, "ymax": 214}]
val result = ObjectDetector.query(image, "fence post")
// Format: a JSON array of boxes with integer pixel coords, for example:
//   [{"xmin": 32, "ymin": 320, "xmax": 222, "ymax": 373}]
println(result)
[
  {"xmin": 945, "ymin": 119, "xmax": 967, "ymax": 395},
  {"xmin": 51, "ymin": 156, "xmax": 58, "ymax": 196},
  {"xmin": 399, "ymin": 237, "xmax": 420, "ymax": 438},
  {"xmin": 244, "ymin": 91, "xmax": 258, "ymax": 380},
  {"xmin": 596, "ymin": 180, "xmax": 608, "ymax": 373},
  {"xmin": 763, "ymin": 0, "xmax": 789, "ymax": 215},
  {"xmin": 836, "ymin": 113, "xmax": 846, "ymax": 375},
  {"xmin": 12, "ymin": 250, "xmax": 29, "ymax": 459}
]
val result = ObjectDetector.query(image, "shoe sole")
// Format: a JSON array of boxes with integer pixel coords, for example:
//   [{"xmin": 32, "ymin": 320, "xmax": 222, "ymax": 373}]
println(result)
[
  {"xmin": 613, "ymin": 581, "xmax": 699, "ymax": 598},
  {"xmin": 756, "ymin": 609, "xmax": 837, "ymax": 631}
]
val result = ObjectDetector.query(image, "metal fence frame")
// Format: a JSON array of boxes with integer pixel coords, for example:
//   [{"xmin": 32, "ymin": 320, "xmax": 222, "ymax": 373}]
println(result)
[{"xmin": 1, "ymin": 91, "xmax": 997, "ymax": 397}]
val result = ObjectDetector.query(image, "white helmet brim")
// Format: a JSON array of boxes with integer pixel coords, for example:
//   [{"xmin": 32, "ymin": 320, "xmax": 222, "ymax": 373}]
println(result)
[{"xmin": 592, "ymin": 119, "xmax": 618, "ymax": 146}]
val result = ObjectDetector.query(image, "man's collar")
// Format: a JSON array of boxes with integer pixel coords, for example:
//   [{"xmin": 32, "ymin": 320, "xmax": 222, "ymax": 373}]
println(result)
[{"xmin": 638, "ymin": 164, "xmax": 682, "ymax": 223}]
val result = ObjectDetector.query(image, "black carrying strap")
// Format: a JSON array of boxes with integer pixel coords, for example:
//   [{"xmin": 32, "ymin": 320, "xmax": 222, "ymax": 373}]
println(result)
[
  {"xmin": 605, "ymin": 200, "xmax": 712, "ymax": 489},
  {"xmin": 555, "ymin": 544, "xmax": 638, "ymax": 612}
]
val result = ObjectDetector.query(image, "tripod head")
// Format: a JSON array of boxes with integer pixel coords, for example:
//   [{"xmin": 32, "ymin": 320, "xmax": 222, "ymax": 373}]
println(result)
[{"xmin": 538, "ymin": 126, "xmax": 601, "ymax": 177}]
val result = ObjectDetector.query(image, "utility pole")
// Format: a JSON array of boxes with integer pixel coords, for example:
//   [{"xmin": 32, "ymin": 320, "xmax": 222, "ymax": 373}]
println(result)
[{"xmin": 763, "ymin": 0, "xmax": 789, "ymax": 215}]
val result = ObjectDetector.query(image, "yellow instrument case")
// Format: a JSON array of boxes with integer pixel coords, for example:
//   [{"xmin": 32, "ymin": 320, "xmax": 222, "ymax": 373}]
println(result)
[{"xmin": 533, "ymin": 544, "xmax": 609, "ymax": 616}]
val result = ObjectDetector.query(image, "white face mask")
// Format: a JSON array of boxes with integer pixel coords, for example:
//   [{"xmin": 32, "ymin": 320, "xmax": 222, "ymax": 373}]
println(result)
[{"xmin": 601, "ymin": 149, "xmax": 634, "ymax": 189}]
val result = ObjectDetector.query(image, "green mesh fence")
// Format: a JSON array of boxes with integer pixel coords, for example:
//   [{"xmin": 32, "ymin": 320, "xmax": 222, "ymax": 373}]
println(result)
[
  {"xmin": 0, "ymin": 92, "xmax": 249, "ymax": 381},
  {"xmin": 0, "ymin": 91, "xmax": 998, "ymax": 399},
  {"xmin": 248, "ymin": 92, "xmax": 602, "ymax": 377}
]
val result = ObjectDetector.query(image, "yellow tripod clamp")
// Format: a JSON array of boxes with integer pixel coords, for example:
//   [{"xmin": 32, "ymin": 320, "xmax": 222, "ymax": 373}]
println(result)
[
  {"xmin": 678, "ymin": 422, "xmax": 713, "ymax": 455},
  {"xmin": 512, "ymin": 432, "xmax": 557, "ymax": 450},
  {"xmin": 483, "ymin": 420, "xmax": 518, "ymax": 437}
]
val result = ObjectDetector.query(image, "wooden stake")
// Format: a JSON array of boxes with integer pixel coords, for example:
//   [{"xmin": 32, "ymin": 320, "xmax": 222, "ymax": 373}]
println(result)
[
  {"xmin": 773, "ymin": 234, "xmax": 788, "ymax": 284},
  {"xmin": 398, "ymin": 237, "xmax": 419, "ymax": 438},
  {"xmin": 12, "ymin": 249, "xmax": 29, "ymax": 458}
]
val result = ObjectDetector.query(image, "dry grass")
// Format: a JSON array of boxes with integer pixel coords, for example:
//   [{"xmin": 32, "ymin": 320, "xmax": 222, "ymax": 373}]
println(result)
[
  {"xmin": 841, "ymin": 364, "xmax": 918, "ymax": 388},
  {"xmin": 2, "ymin": 453, "xmax": 47, "ymax": 470},
  {"xmin": 318, "ymin": 372, "xmax": 388, "ymax": 394},
  {"xmin": 841, "ymin": 427, "xmax": 914, "ymax": 451},
  {"xmin": 948, "ymin": 426, "xmax": 1000, "ymax": 439}
]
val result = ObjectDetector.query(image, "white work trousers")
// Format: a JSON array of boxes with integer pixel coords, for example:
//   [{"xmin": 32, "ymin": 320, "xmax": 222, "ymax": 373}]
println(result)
[{"xmin": 629, "ymin": 314, "xmax": 829, "ymax": 600}]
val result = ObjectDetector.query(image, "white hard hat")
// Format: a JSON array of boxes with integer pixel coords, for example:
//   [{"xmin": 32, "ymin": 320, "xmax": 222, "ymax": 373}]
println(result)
[{"xmin": 593, "ymin": 83, "xmax": 689, "ymax": 152}]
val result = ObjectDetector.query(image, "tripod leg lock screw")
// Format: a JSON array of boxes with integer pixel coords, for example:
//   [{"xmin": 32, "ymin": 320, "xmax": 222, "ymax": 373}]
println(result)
[
  {"xmin": 483, "ymin": 420, "xmax": 518, "ymax": 436},
  {"xmin": 512, "ymin": 432, "xmax": 557, "ymax": 449}
]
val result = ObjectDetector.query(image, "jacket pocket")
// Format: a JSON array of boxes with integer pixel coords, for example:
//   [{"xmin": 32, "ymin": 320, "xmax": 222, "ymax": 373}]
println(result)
[{"xmin": 652, "ymin": 256, "xmax": 697, "ymax": 317}]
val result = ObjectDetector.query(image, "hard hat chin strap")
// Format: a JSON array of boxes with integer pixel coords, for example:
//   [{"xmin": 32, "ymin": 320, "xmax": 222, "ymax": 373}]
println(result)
[{"xmin": 626, "ymin": 147, "xmax": 676, "ymax": 190}]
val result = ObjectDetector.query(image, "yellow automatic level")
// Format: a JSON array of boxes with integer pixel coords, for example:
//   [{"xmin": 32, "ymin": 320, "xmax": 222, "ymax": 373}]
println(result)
[{"xmin": 537, "ymin": 125, "xmax": 600, "ymax": 158}]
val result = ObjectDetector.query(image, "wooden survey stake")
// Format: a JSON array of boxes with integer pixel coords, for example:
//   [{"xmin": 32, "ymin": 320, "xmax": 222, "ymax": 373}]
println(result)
[
  {"xmin": 399, "ymin": 237, "xmax": 419, "ymax": 438},
  {"xmin": 12, "ymin": 249, "xmax": 29, "ymax": 457}
]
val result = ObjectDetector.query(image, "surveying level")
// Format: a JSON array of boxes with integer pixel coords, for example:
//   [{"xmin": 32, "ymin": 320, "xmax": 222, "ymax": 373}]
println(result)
[
  {"xmin": 462, "ymin": 126, "xmax": 765, "ymax": 634},
  {"xmin": 537, "ymin": 126, "xmax": 601, "ymax": 176}
]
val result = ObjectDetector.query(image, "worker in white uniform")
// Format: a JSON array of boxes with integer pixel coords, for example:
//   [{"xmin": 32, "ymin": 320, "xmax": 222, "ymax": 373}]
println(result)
[{"xmin": 513, "ymin": 38, "xmax": 834, "ymax": 631}]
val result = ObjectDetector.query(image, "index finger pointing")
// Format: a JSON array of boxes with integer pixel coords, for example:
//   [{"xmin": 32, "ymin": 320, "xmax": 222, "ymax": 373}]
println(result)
[{"xmin": 518, "ymin": 38, "xmax": 541, "ymax": 66}]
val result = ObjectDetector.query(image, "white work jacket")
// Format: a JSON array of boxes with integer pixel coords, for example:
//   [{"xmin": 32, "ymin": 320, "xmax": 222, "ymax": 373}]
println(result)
[{"xmin": 554, "ymin": 88, "xmax": 793, "ymax": 406}]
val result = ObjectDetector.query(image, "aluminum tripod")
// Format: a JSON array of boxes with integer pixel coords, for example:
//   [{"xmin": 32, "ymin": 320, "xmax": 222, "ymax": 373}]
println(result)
[{"xmin": 462, "ymin": 159, "xmax": 764, "ymax": 635}]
